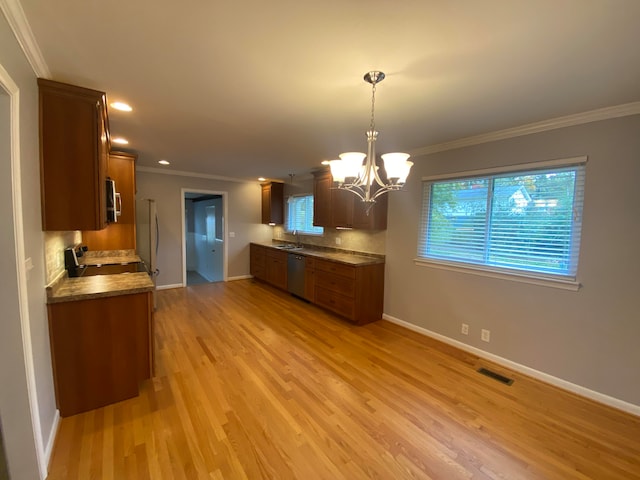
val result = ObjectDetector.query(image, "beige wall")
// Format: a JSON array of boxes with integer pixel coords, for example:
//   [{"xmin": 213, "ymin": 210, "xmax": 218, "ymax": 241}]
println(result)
[
  {"xmin": 1, "ymin": 12, "xmax": 56, "ymax": 478},
  {"xmin": 384, "ymin": 115, "xmax": 640, "ymax": 406},
  {"xmin": 135, "ymin": 170, "xmax": 270, "ymax": 287}
]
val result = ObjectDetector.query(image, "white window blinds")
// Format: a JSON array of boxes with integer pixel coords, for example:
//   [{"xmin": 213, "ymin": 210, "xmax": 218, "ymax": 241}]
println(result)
[
  {"xmin": 418, "ymin": 162, "xmax": 586, "ymax": 280},
  {"xmin": 287, "ymin": 195, "xmax": 323, "ymax": 235}
]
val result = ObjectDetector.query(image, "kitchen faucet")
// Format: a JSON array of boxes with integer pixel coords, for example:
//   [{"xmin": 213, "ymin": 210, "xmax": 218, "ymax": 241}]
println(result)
[{"xmin": 293, "ymin": 230, "xmax": 302, "ymax": 247}]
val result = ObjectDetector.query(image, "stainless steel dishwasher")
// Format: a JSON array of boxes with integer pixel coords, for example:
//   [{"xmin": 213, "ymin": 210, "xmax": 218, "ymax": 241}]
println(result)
[{"xmin": 287, "ymin": 253, "xmax": 306, "ymax": 298}]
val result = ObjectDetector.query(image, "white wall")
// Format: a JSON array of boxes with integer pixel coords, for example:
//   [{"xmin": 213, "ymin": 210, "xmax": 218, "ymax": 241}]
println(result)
[
  {"xmin": 0, "ymin": 11, "xmax": 57, "ymax": 479},
  {"xmin": 136, "ymin": 170, "xmax": 270, "ymax": 286},
  {"xmin": 384, "ymin": 115, "xmax": 640, "ymax": 407}
]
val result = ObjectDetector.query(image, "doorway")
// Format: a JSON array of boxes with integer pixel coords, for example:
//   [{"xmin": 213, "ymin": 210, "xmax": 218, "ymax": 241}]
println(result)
[{"xmin": 182, "ymin": 190, "xmax": 226, "ymax": 285}]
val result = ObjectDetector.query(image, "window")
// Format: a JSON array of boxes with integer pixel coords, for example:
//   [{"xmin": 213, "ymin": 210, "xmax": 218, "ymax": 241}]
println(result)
[
  {"xmin": 418, "ymin": 159, "xmax": 586, "ymax": 284},
  {"xmin": 286, "ymin": 195, "xmax": 323, "ymax": 235}
]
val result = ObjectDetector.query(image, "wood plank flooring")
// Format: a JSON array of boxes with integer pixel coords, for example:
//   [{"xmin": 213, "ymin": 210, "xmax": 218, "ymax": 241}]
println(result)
[{"xmin": 46, "ymin": 279, "xmax": 640, "ymax": 479}]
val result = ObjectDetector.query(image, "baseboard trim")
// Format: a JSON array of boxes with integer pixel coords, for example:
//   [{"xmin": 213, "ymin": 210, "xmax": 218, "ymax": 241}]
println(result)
[
  {"xmin": 156, "ymin": 283, "xmax": 183, "ymax": 291},
  {"xmin": 43, "ymin": 410, "xmax": 60, "ymax": 472},
  {"xmin": 228, "ymin": 275, "xmax": 252, "ymax": 281},
  {"xmin": 382, "ymin": 314, "xmax": 640, "ymax": 417}
]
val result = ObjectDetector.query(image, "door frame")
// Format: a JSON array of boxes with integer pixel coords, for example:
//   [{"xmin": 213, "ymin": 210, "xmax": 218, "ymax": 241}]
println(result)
[
  {"xmin": 180, "ymin": 188, "xmax": 228, "ymax": 286},
  {"xmin": 0, "ymin": 63, "xmax": 46, "ymax": 477}
]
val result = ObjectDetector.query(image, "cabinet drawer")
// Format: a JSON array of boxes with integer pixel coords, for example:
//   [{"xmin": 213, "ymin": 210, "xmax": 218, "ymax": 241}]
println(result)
[
  {"xmin": 315, "ymin": 270, "xmax": 355, "ymax": 297},
  {"xmin": 315, "ymin": 287, "xmax": 355, "ymax": 320},
  {"xmin": 266, "ymin": 249, "xmax": 287, "ymax": 261},
  {"xmin": 315, "ymin": 259, "xmax": 355, "ymax": 279}
]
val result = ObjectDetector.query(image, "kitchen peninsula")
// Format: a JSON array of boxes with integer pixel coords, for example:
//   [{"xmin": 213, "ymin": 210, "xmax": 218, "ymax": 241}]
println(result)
[{"xmin": 46, "ymin": 252, "xmax": 154, "ymax": 417}]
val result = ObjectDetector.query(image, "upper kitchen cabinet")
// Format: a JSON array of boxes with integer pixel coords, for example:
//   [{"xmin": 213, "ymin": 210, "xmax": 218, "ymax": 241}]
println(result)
[
  {"xmin": 82, "ymin": 151, "xmax": 137, "ymax": 250},
  {"xmin": 261, "ymin": 182, "xmax": 284, "ymax": 225},
  {"xmin": 313, "ymin": 170, "xmax": 332, "ymax": 227},
  {"xmin": 38, "ymin": 78, "xmax": 110, "ymax": 231},
  {"xmin": 312, "ymin": 169, "xmax": 388, "ymax": 230}
]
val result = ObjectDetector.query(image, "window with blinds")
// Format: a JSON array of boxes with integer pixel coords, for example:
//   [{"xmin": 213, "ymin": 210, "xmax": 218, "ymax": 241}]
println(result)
[
  {"xmin": 418, "ymin": 160, "xmax": 586, "ymax": 281},
  {"xmin": 286, "ymin": 195, "xmax": 323, "ymax": 235}
]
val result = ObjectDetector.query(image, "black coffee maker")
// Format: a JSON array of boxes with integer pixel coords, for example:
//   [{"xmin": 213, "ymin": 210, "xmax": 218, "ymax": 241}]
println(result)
[{"xmin": 64, "ymin": 246, "xmax": 87, "ymax": 277}]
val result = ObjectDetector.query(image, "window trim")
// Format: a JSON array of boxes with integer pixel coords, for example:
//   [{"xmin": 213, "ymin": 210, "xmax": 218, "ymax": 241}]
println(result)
[
  {"xmin": 417, "ymin": 155, "xmax": 587, "ymax": 291},
  {"xmin": 421, "ymin": 155, "xmax": 587, "ymax": 182}
]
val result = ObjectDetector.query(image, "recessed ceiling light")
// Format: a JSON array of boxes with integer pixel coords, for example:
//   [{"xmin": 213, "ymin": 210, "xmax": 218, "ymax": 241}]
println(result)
[
  {"xmin": 110, "ymin": 102, "xmax": 132, "ymax": 112},
  {"xmin": 158, "ymin": 160, "xmax": 170, "ymax": 165},
  {"xmin": 321, "ymin": 160, "xmax": 330, "ymax": 166},
  {"xmin": 112, "ymin": 137, "xmax": 129, "ymax": 145},
  {"xmin": 258, "ymin": 177, "xmax": 266, "ymax": 181}
]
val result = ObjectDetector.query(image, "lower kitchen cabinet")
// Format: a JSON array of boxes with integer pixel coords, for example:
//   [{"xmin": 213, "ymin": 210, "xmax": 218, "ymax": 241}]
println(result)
[
  {"xmin": 250, "ymin": 244, "xmax": 267, "ymax": 280},
  {"xmin": 47, "ymin": 292, "xmax": 153, "ymax": 417},
  {"xmin": 250, "ymin": 243, "xmax": 384, "ymax": 325},
  {"xmin": 314, "ymin": 258, "xmax": 384, "ymax": 325},
  {"xmin": 266, "ymin": 248, "xmax": 288, "ymax": 290},
  {"xmin": 304, "ymin": 256, "xmax": 316, "ymax": 302}
]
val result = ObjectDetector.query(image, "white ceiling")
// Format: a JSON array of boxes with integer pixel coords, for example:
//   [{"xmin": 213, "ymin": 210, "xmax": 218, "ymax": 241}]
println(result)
[{"xmin": 16, "ymin": 0, "xmax": 640, "ymax": 181}]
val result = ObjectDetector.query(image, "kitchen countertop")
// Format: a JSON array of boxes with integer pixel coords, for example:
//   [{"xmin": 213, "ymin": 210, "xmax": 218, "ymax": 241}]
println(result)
[
  {"xmin": 78, "ymin": 249, "xmax": 142, "ymax": 266},
  {"xmin": 253, "ymin": 242, "xmax": 385, "ymax": 266},
  {"xmin": 47, "ymin": 272, "xmax": 155, "ymax": 304}
]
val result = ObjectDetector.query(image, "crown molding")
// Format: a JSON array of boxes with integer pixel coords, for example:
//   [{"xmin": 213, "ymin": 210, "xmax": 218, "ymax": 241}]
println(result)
[
  {"xmin": 136, "ymin": 165, "xmax": 255, "ymax": 184},
  {"xmin": 411, "ymin": 101, "xmax": 640, "ymax": 157},
  {"xmin": 0, "ymin": 0, "xmax": 50, "ymax": 78}
]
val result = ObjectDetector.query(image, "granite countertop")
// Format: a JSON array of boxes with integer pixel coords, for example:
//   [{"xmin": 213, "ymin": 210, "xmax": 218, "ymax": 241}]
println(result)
[
  {"xmin": 47, "ymin": 272, "xmax": 155, "ymax": 304},
  {"xmin": 254, "ymin": 242, "xmax": 385, "ymax": 266},
  {"xmin": 78, "ymin": 249, "xmax": 142, "ymax": 266}
]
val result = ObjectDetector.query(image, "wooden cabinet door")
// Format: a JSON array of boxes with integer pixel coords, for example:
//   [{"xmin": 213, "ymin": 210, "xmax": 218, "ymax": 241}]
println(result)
[
  {"xmin": 351, "ymin": 192, "xmax": 388, "ymax": 230},
  {"xmin": 261, "ymin": 182, "xmax": 284, "ymax": 224},
  {"xmin": 266, "ymin": 249, "xmax": 287, "ymax": 290},
  {"xmin": 313, "ymin": 171, "xmax": 332, "ymax": 227},
  {"xmin": 304, "ymin": 257, "xmax": 316, "ymax": 302},
  {"xmin": 331, "ymin": 188, "xmax": 354, "ymax": 228},
  {"xmin": 47, "ymin": 292, "xmax": 152, "ymax": 417},
  {"xmin": 39, "ymin": 78, "xmax": 109, "ymax": 231},
  {"xmin": 250, "ymin": 244, "xmax": 266, "ymax": 280}
]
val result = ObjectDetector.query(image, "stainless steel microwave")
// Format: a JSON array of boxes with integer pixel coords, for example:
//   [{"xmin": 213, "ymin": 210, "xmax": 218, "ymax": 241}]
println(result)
[{"xmin": 106, "ymin": 178, "xmax": 121, "ymax": 223}]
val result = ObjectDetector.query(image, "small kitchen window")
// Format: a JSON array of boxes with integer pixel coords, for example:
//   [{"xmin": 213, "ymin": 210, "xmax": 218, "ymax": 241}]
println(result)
[
  {"xmin": 416, "ymin": 157, "xmax": 587, "ymax": 289},
  {"xmin": 286, "ymin": 195, "xmax": 323, "ymax": 235}
]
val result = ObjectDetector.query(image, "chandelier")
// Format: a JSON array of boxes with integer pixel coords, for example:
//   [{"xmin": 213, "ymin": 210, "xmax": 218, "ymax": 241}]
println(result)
[{"xmin": 329, "ymin": 71, "xmax": 413, "ymax": 205}]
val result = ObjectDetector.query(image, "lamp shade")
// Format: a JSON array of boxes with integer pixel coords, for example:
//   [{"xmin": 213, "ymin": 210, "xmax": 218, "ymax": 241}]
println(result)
[
  {"xmin": 339, "ymin": 152, "xmax": 366, "ymax": 178},
  {"xmin": 329, "ymin": 159, "xmax": 346, "ymax": 183},
  {"xmin": 381, "ymin": 153, "xmax": 412, "ymax": 183}
]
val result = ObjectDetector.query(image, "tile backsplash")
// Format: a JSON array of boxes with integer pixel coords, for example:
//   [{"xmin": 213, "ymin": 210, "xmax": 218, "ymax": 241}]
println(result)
[
  {"xmin": 44, "ymin": 231, "xmax": 81, "ymax": 285},
  {"xmin": 272, "ymin": 225, "xmax": 386, "ymax": 256}
]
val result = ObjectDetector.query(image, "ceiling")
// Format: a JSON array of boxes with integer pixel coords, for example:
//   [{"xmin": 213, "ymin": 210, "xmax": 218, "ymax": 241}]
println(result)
[{"xmin": 16, "ymin": 0, "xmax": 640, "ymax": 182}]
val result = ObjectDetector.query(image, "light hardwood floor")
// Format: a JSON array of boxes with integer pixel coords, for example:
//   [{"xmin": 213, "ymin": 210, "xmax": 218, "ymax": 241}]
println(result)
[{"xmin": 47, "ymin": 279, "xmax": 640, "ymax": 479}]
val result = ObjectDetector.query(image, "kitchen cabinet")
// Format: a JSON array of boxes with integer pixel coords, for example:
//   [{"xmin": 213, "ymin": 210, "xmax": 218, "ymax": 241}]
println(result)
[
  {"xmin": 312, "ymin": 169, "xmax": 388, "ymax": 230},
  {"xmin": 261, "ymin": 182, "xmax": 284, "ymax": 225},
  {"xmin": 250, "ymin": 243, "xmax": 385, "ymax": 325},
  {"xmin": 82, "ymin": 151, "xmax": 137, "ymax": 250},
  {"xmin": 304, "ymin": 256, "xmax": 316, "ymax": 302},
  {"xmin": 47, "ymin": 291, "xmax": 153, "ymax": 417},
  {"xmin": 265, "ymin": 248, "xmax": 288, "ymax": 290},
  {"xmin": 38, "ymin": 78, "xmax": 110, "ymax": 231},
  {"xmin": 250, "ymin": 243, "xmax": 267, "ymax": 280},
  {"xmin": 314, "ymin": 258, "xmax": 384, "ymax": 325},
  {"xmin": 313, "ymin": 171, "xmax": 332, "ymax": 227}
]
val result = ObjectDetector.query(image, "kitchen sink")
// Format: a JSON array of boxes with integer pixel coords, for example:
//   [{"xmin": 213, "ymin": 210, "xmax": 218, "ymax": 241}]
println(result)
[{"xmin": 274, "ymin": 244, "xmax": 302, "ymax": 250}]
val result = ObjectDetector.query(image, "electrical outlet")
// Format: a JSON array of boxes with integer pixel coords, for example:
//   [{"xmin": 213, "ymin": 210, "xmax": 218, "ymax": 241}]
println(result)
[
  {"xmin": 335, "ymin": 237, "xmax": 342, "ymax": 245},
  {"xmin": 481, "ymin": 329, "xmax": 491, "ymax": 342},
  {"xmin": 461, "ymin": 323, "xmax": 469, "ymax": 335}
]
